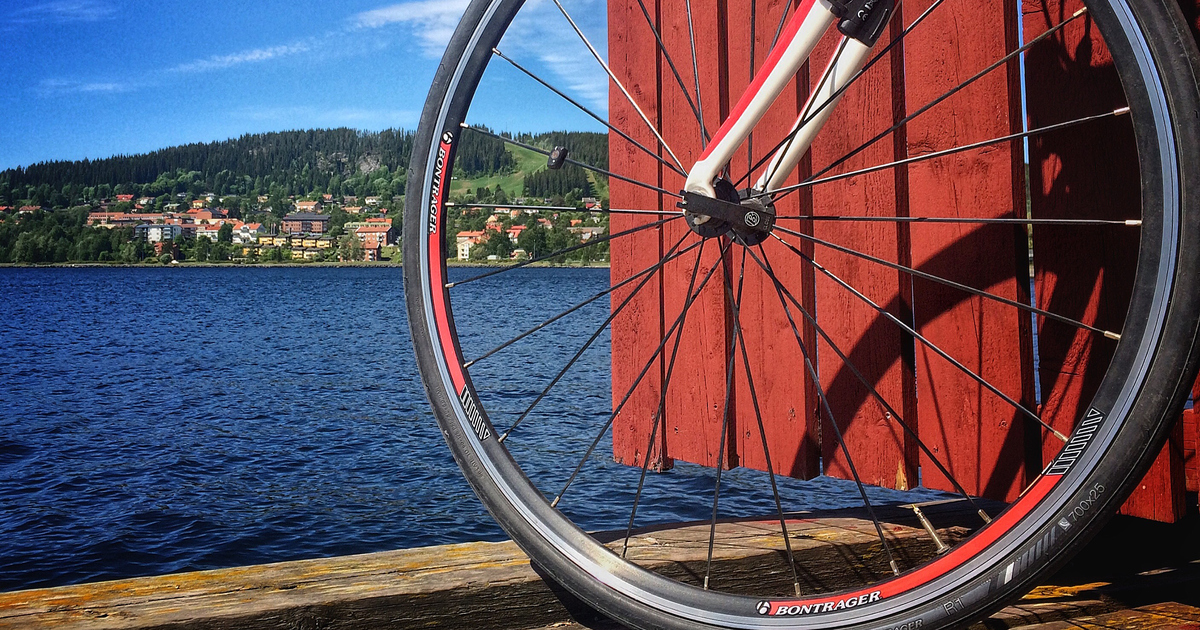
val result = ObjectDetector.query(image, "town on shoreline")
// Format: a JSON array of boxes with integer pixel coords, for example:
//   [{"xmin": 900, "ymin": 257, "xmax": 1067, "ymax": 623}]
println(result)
[{"xmin": 0, "ymin": 191, "xmax": 612, "ymax": 267}]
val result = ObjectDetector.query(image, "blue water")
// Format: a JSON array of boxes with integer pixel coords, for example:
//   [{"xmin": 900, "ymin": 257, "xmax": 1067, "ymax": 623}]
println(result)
[{"xmin": 0, "ymin": 266, "xmax": 948, "ymax": 592}]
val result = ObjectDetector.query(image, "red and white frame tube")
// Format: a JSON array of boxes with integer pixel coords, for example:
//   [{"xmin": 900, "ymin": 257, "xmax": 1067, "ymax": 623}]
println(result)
[{"xmin": 683, "ymin": 0, "xmax": 838, "ymax": 197}]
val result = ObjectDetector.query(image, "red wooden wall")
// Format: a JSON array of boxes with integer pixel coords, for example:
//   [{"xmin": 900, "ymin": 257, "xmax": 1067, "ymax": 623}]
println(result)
[{"xmin": 609, "ymin": 0, "xmax": 1200, "ymax": 521}]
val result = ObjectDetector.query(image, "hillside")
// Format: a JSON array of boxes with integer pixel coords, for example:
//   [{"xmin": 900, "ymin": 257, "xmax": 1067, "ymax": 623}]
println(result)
[{"xmin": 0, "ymin": 128, "xmax": 609, "ymax": 211}]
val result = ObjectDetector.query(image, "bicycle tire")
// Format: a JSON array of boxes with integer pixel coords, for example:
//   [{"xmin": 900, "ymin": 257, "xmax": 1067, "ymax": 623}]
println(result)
[{"xmin": 403, "ymin": 1, "xmax": 1200, "ymax": 628}]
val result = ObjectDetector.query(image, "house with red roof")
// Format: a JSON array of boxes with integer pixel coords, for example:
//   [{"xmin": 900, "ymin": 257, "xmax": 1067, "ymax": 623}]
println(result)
[
  {"xmin": 506, "ymin": 224, "xmax": 526, "ymax": 244},
  {"xmin": 354, "ymin": 225, "xmax": 395, "ymax": 248},
  {"xmin": 235, "ymin": 223, "xmax": 265, "ymax": 245},
  {"xmin": 456, "ymin": 230, "xmax": 486, "ymax": 260}
]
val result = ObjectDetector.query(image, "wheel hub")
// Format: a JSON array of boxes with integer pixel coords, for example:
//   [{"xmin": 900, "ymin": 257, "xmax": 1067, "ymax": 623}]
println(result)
[{"xmin": 679, "ymin": 178, "xmax": 776, "ymax": 246}]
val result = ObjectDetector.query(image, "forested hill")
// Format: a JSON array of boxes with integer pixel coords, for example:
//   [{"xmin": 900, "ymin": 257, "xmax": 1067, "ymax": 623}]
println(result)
[
  {"xmin": 1, "ymin": 129, "xmax": 416, "ymax": 207},
  {"xmin": 0, "ymin": 128, "xmax": 608, "ymax": 209}
]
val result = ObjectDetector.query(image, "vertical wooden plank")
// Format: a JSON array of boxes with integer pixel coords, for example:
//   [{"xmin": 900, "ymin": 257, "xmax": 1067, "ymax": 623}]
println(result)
[
  {"xmin": 905, "ymin": 0, "xmax": 1033, "ymax": 502},
  {"xmin": 657, "ymin": 0, "xmax": 734, "ymax": 469},
  {"xmin": 1024, "ymin": 0, "xmax": 1187, "ymax": 521},
  {"xmin": 1119, "ymin": 419, "xmax": 1187, "ymax": 522},
  {"xmin": 610, "ymin": 0, "xmax": 670, "ymax": 470},
  {"xmin": 809, "ymin": 14, "xmax": 916, "ymax": 490},
  {"xmin": 1023, "ymin": 0, "xmax": 1138, "ymax": 477},
  {"xmin": 1185, "ymin": 410, "xmax": 1198, "ymax": 494},
  {"xmin": 1187, "ymin": 376, "xmax": 1200, "ymax": 493},
  {"xmin": 728, "ymin": 0, "xmax": 820, "ymax": 480}
]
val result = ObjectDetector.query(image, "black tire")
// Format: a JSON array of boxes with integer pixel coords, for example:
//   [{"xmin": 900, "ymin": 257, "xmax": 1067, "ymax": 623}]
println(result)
[{"xmin": 403, "ymin": 1, "xmax": 1200, "ymax": 628}]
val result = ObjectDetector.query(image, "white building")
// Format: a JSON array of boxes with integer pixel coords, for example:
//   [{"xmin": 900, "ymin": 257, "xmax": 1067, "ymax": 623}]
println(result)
[
  {"xmin": 135, "ymin": 224, "xmax": 184, "ymax": 243},
  {"xmin": 234, "ymin": 223, "xmax": 265, "ymax": 244}
]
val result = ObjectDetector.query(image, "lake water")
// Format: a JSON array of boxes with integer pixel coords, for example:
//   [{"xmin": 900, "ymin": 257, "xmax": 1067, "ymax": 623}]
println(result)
[{"xmin": 0, "ymin": 266, "xmax": 947, "ymax": 591}]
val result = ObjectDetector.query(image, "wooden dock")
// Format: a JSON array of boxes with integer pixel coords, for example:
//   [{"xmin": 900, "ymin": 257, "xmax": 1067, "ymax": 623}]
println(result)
[{"xmin": 1, "ymin": 509, "xmax": 1195, "ymax": 630}]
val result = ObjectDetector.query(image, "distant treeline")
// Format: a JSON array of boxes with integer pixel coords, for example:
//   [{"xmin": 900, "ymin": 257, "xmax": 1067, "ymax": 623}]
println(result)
[
  {"xmin": 0, "ymin": 128, "xmax": 609, "ymax": 210},
  {"xmin": 1, "ymin": 129, "xmax": 417, "ymax": 207},
  {"xmin": 456, "ymin": 128, "xmax": 516, "ymax": 176},
  {"xmin": 0, "ymin": 207, "xmax": 147, "ymax": 264},
  {"xmin": 523, "ymin": 165, "xmax": 594, "ymax": 199},
  {"xmin": 514, "ymin": 131, "xmax": 608, "ymax": 171}
]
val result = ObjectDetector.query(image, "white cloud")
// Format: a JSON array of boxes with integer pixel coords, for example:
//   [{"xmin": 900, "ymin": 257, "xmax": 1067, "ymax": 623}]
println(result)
[
  {"xmin": 170, "ymin": 42, "xmax": 314, "ymax": 74},
  {"xmin": 536, "ymin": 51, "xmax": 608, "ymax": 112},
  {"xmin": 36, "ymin": 78, "xmax": 134, "ymax": 95},
  {"xmin": 350, "ymin": 0, "xmax": 470, "ymax": 57},
  {"xmin": 9, "ymin": 1, "xmax": 115, "ymax": 24},
  {"xmin": 500, "ymin": 0, "xmax": 609, "ymax": 112}
]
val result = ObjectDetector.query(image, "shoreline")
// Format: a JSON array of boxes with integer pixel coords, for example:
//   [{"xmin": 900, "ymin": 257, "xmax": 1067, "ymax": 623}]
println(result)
[{"xmin": 0, "ymin": 261, "xmax": 612, "ymax": 269}]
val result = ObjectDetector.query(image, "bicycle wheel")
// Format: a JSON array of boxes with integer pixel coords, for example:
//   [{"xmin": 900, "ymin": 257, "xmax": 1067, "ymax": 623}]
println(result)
[{"xmin": 403, "ymin": 0, "xmax": 1200, "ymax": 628}]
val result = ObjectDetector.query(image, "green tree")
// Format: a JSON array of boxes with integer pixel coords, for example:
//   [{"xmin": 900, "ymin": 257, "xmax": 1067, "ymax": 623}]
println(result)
[
  {"xmin": 192, "ymin": 236, "xmax": 213, "ymax": 262},
  {"xmin": 478, "ymin": 229, "xmax": 513, "ymax": 259},
  {"xmin": 517, "ymin": 222, "xmax": 549, "ymax": 258},
  {"xmin": 217, "ymin": 223, "xmax": 233, "ymax": 243},
  {"xmin": 339, "ymin": 233, "xmax": 363, "ymax": 262}
]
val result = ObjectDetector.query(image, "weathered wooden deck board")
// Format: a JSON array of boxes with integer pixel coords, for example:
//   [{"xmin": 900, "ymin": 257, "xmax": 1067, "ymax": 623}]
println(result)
[
  {"xmin": 1015, "ymin": 603, "xmax": 1200, "ymax": 630},
  {"xmin": 3, "ymin": 511, "xmax": 1195, "ymax": 630},
  {"xmin": 0, "ymin": 517, "xmax": 957, "ymax": 630}
]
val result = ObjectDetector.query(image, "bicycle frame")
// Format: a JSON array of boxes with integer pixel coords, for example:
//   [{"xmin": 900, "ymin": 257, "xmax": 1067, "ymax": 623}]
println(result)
[{"xmin": 683, "ymin": 0, "xmax": 888, "ymax": 198}]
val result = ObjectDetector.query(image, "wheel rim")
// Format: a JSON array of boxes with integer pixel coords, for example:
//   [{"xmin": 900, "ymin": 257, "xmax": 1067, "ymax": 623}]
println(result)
[{"xmin": 404, "ymin": 0, "xmax": 1183, "ymax": 627}]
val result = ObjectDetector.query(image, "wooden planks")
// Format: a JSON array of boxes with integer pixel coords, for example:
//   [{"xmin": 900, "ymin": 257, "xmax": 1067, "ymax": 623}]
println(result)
[
  {"xmin": 1118, "ymin": 418, "xmax": 1187, "ymax": 522},
  {"xmin": 1024, "ymin": 0, "xmax": 1192, "ymax": 522},
  {"xmin": 1023, "ymin": 0, "xmax": 1140, "ymax": 489},
  {"xmin": 726, "ymin": 0, "xmax": 821, "ymax": 480},
  {"xmin": 1187, "ymin": 401, "xmax": 1199, "ymax": 494},
  {"xmin": 0, "ymin": 518, "xmax": 959, "ymax": 630},
  {"xmin": 1016, "ymin": 604, "xmax": 1200, "ymax": 630},
  {"xmin": 904, "ymin": 0, "xmax": 1035, "ymax": 502},
  {"xmin": 606, "ymin": 0, "xmax": 1198, "ymax": 521},
  {"xmin": 657, "ymin": 0, "xmax": 735, "ymax": 470},
  {"xmin": 4, "ymin": 508, "xmax": 1196, "ymax": 630},
  {"xmin": 809, "ymin": 9, "xmax": 916, "ymax": 490},
  {"xmin": 610, "ymin": 0, "xmax": 669, "ymax": 471}
]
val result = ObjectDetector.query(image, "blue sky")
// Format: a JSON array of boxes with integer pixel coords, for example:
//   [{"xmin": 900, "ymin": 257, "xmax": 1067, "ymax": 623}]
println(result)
[{"xmin": 1, "ymin": 0, "xmax": 608, "ymax": 170}]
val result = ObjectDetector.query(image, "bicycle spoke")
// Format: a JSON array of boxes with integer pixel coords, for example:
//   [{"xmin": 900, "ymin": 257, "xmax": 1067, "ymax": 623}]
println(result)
[
  {"xmin": 622, "ymin": 239, "xmax": 712, "ymax": 558},
  {"xmin": 765, "ymin": 106, "xmax": 1130, "ymax": 197},
  {"xmin": 749, "ymin": 244, "xmax": 993, "ymax": 525},
  {"xmin": 497, "ymin": 232, "xmax": 694, "ymax": 442},
  {"xmin": 703, "ymin": 245, "xmax": 745, "ymax": 590},
  {"xmin": 772, "ymin": 215, "xmax": 1140, "ymax": 226},
  {"xmin": 462, "ymin": 124, "xmax": 683, "ymax": 199},
  {"xmin": 761, "ymin": 7, "xmax": 1089, "ymax": 202},
  {"xmin": 466, "ymin": 238, "xmax": 702, "ymax": 368},
  {"xmin": 770, "ymin": 232, "xmax": 1069, "ymax": 442},
  {"xmin": 773, "ymin": 224, "xmax": 1121, "ymax": 340},
  {"xmin": 549, "ymin": 0, "xmax": 687, "ymax": 172},
  {"xmin": 724, "ymin": 248, "xmax": 805, "ymax": 593},
  {"xmin": 768, "ymin": 0, "xmax": 793, "ymax": 51},
  {"xmin": 448, "ymin": 215, "xmax": 680, "ymax": 289},
  {"xmin": 685, "ymin": 0, "xmax": 707, "ymax": 148},
  {"xmin": 492, "ymin": 47, "xmax": 688, "ymax": 178},
  {"xmin": 734, "ymin": 0, "xmax": 945, "ymax": 189},
  {"xmin": 449, "ymin": 201, "xmax": 677, "ymax": 216},
  {"xmin": 742, "ymin": 247, "xmax": 901, "ymax": 577},
  {"xmin": 631, "ymin": 0, "xmax": 709, "ymax": 143},
  {"xmin": 448, "ymin": 202, "xmax": 576, "ymax": 212},
  {"xmin": 553, "ymin": 241, "xmax": 730, "ymax": 507}
]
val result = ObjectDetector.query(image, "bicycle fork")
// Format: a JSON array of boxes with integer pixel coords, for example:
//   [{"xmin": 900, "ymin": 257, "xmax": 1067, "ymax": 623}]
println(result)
[{"xmin": 679, "ymin": 0, "xmax": 894, "ymax": 240}]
